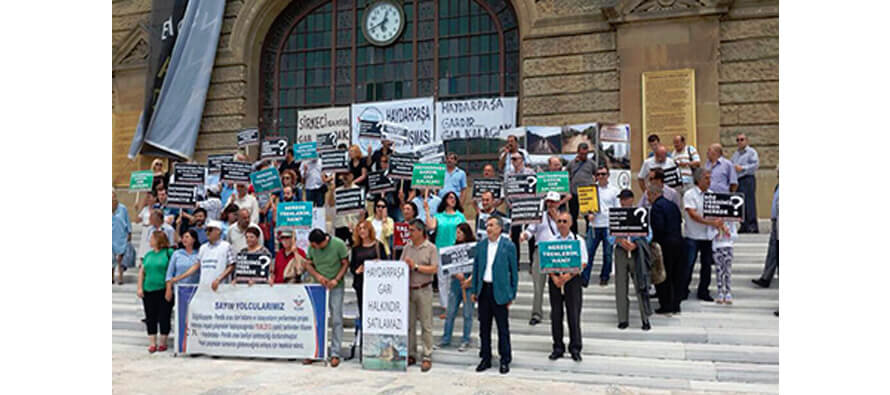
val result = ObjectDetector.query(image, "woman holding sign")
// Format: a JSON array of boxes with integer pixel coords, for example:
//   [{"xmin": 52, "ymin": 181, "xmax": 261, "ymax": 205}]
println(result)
[
  {"xmin": 348, "ymin": 144, "xmax": 369, "ymax": 189},
  {"xmin": 438, "ymin": 223, "xmax": 476, "ymax": 352},
  {"xmin": 236, "ymin": 225, "xmax": 273, "ymax": 285},
  {"xmin": 348, "ymin": 220, "xmax": 390, "ymax": 360},
  {"xmin": 371, "ymin": 197, "xmax": 395, "ymax": 256},
  {"xmin": 424, "ymin": 191, "xmax": 467, "ymax": 313}
]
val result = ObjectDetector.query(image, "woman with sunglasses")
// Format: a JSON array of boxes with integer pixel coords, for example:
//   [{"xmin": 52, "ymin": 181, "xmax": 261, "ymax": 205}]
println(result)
[
  {"xmin": 438, "ymin": 222, "xmax": 476, "ymax": 352},
  {"xmin": 370, "ymin": 197, "xmax": 394, "ymax": 256},
  {"xmin": 424, "ymin": 190, "xmax": 467, "ymax": 313}
]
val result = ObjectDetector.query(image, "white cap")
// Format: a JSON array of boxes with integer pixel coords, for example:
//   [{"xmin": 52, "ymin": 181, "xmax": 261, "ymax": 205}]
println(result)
[
  {"xmin": 545, "ymin": 191, "xmax": 561, "ymax": 202},
  {"xmin": 205, "ymin": 220, "xmax": 224, "ymax": 230}
]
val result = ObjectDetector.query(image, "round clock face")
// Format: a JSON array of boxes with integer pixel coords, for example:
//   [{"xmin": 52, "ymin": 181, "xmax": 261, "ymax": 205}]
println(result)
[{"xmin": 362, "ymin": 1, "xmax": 405, "ymax": 46}]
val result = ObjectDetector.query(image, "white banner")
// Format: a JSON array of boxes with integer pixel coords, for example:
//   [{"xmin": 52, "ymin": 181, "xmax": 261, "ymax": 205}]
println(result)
[
  {"xmin": 352, "ymin": 97, "xmax": 435, "ymax": 153},
  {"xmin": 174, "ymin": 284, "xmax": 328, "ymax": 360},
  {"xmin": 362, "ymin": 260, "xmax": 409, "ymax": 371},
  {"xmin": 436, "ymin": 97, "xmax": 517, "ymax": 141},
  {"xmin": 297, "ymin": 107, "xmax": 352, "ymax": 151}
]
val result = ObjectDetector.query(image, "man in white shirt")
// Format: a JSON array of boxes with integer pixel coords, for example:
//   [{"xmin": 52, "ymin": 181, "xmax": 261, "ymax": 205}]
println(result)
[
  {"xmin": 301, "ymin": 158, "xmax": 325, "ymax": 207},
  {"xmin": 520, "ymin": 192, "xmax": 562, "ymax": 326},
  {"xmin": 672, "ymin": 135, "xmax": 701, "ymax": 196},
  {"xmin": 226, "ymin": 183, "xmax": 259, "ymax": 224},
  {"xmin": 226, "ymin": 208, "xmax": 264, "ymax": 252},
  {"xmin": 546, "ymin": 211, "xmax": 587, "ymax": 362},
  {"xmin": 582, "ymin": 166, "xmax": 620, "ymax": 287},
  {"xmin": 683, "ymin": 168, "xmax": 727, "ymax": 302},
  {"xmin": 195, "ymin": 220, "xmax": 236, "ymax": 287},
  {"xmin": 637, "ymin": 145, "xmax": 677, "ymax": 193}
]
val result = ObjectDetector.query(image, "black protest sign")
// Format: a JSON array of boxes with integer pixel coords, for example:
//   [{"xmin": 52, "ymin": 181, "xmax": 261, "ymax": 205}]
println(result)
[
  {"xmin": 609, "ymin": 207, "xmax": 650, "ymax": 236},
  {"xmin": 368, "ymin": 171, "xmax": 395, "ymax": 194},
  {"xmin": 473, "ymin": 178, "xmax": 503, "ymax": 199},
  {"xmin": 261, "ymin": 136, "xmax": 289, "ymax": 160},
  {"xmin": 316, "ymin": 132, "xmax": 338, "ymax": 152},
  {"xmin": 510, "ymin": 196, "xmax": 543, "ymax": 225},
  {"xmin": 166, "ymin": 184, "xmax": 197, "ymax": 208},
  {"xmin": 321, "ymin": 149, "xmax": 349, "ymax": 173},
  {"xmin": 439, "ymin": 243, "xmax": 476, "ymax": 277},
  {"xmin": 335, "ymin": 187, "xmax": 365, "ymax": 215},
  {"xmin": 220, "ymin": 161, "xmax": 253, "ymax": 184},
  {"xmin": 388, "ymin": 153, "xmax": 415, "ymax": 179},
  {"xmin": 172, "ymin": 163, "xmax": 206, "ymax": 185},
  {"xmin": 359, "ymin": 119, "xmax": 383, "ymax": 139},
  {"xmin": 237, "ymin": 128, "xmax": 259, "ymax": 147},
  {"xmin": 505, "ymin": 174, "xmax": 537, "ymax": 198},
  {"xmin": 206, "ymin": 154, "xmax": 231, "ymax": 173},
  {"xmin": 234, "ymin": 252, "xmax": 273, "ymax": 282},
  {"xmin": 703, "ymin": 192, "xmax": 745, "ymax": 221},
  {"xmin": 661, "ymin": 166, "xmax": 683, "ymax": 188}
]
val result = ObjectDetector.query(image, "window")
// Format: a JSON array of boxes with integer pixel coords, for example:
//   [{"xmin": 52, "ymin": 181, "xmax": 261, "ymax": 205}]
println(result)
[{"xmin": 260, "ymin": 0, "xmax": 519, "ymax": 167}]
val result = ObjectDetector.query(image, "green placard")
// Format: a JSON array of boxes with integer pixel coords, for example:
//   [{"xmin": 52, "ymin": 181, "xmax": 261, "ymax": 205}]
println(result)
[
  {"xmin": 411, "ymin": 163, "xmax": 446, "ymax": 188},
  {"xmin": 277, "ymin": 201, "xmax": 313, "ymax": 228},
  {"xmin": 249, "ymin": 167, "xmax": 283, "ymax": 194},
  {"xmin": 293, "ymin": 142, "xmax": 319, "ymax": 161},
  {"xmin": 536, "ymin": 171, "xmax": 570, "ymax": 194},
  {"xmin": 538, "ymin": 239, "xmax": 583, "ymax": 273},
  {"xmin": 129, "ymin": 171, "xmax": 154, "ymax": 191}
]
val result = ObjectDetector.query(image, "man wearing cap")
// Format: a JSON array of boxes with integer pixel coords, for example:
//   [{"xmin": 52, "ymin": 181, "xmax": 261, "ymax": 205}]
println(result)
[
  {"xmin": 582, "ymin": 166, "xmax": 620, "ymax": 287},
  {"xmin": 731, "ymin": 133, "xmax": 759, "ymax": 233},
  {"xmin": 470, "ymin": 216, "xmax": 517, "ymax": 375},
  {"xmin": 520, "ymin": 191, "xmax": 563, "ymax": 326},
  {"xmin": 610, "ymin": 189, "xmax": 653, "ymax": 330},
  {"xmin": 637, "ymin": 145, "xmax": 677, "ymax": 193},
  {"xmin": 303, "ymin": 229, "xmax": 350, "ymax": 367},
  {"xmin": 547, "ymin": 211, "xmax": 588, "ymax": 362},
  {"xmin": 226, "ymin": 208, "xmax": 263, "ymax": 252},
  {"xmin": 568, "ymin": 144, "xmax": 596, "ymax": 234},
  {"xmin": 401, "ymin": 219, "xmax": 439, "ymax": 372},
  {"xmin": 197, "ymin": 220, "xmax": 236, "ymax": 288}
]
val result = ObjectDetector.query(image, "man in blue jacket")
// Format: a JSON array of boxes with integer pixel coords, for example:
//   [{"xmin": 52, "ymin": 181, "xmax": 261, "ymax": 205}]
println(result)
[{"xmin": 470, "ymin": 216, "xmax": 518, "ymax": 375}]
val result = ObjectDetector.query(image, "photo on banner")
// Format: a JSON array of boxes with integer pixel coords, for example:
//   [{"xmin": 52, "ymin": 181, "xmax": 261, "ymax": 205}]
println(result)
[
  {"xmin": 526, "ymin": 126, "xmax": 563, "ymax": 166},
  {"xmin": 598, "ymin": 123, "xmax": 632, "ymax": 190},
  {"xmin": 561, "ymin": 123, "xmax": 597, "ymax": 154},
  {"xmin": 296, "ymin": 106, "xmax": 351, "ymax": 151},
  {"xmin": 362, "ymin": 260, "xmax": 409, "ymax": 371},
  {"xmin": 436, "ymin": 97, "xmax": 518, "ymax": 141},
  {"xmin": 352, "ymin": 97, "xmax": 434, "ymax": 153}
]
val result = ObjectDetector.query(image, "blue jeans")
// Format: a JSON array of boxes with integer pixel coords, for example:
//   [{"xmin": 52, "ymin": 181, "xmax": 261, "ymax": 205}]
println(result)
[
  {"xmin": 582, "ymin": 227, "xmax": 613, "ymax": 283},
  {"xmin": 441, "ymin": 277, "xmax": 474, "ymax": 345},
  {"xmin": 328, "ymin": 286, "xmax": 344, "ymax": 358}
]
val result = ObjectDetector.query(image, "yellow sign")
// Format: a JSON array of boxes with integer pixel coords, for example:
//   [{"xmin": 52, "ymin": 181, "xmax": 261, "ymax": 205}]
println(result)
[
  {"xmin": 578, "ymin": 185, "xmax": 599, "ymax": 213},
  {"xmin": 641, "ymin": 69, "xmax": 696, "ymax": 157}
]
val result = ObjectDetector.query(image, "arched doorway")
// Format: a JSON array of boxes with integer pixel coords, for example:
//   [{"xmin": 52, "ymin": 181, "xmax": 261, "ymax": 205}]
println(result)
[{"xmin": 259, "ymin": 0, "xmax": 519, "ymax": 173}]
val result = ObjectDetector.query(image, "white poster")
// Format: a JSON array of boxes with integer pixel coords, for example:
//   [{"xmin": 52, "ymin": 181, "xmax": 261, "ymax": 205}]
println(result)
[
  {"xmin": 362, "ymin": 260, "xmax": 409, "ymax": 371},
  {"xmin": 598, "ymin": 123, "xmax": 632, "ymax": 191},
  {"xmin": 294, "ymin": 207, "xmax": 327, "ymax": 252},
  {"xmin": 352, "ymin": 97, "xmax": 435, "ymax": 153},
  {"xmin": 436, "ymin": 97, "xmax": 517, "ymax": 141},
  {"xmin": 174, "ymin": 284, "xmax": 328, "ymax": 360},
  {"xmin": 297, "ymin": 107, "xmax": 352, "ymax": 151}
]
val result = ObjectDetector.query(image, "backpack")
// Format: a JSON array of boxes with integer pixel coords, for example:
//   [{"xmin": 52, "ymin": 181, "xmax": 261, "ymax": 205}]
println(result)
[{"xmin": 648, "ymin": 241, "xmax": 666, "ymax": 285}]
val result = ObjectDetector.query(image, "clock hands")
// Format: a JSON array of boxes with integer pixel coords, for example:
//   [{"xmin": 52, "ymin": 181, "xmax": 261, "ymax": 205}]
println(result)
[{"xmin": 371, "ymin": 15, "xmax": 388, "ymax": 34}]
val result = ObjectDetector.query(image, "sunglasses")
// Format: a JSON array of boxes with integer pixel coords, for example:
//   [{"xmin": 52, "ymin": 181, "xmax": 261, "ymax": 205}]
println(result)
[
  {"xmin": 511, "ymin": 157, "xmax": 522, "ymax": 161},
  {"xmin": 556, "ymin": 219, "xmax": 570, "ymax": 223},
  {"xmin": 376, "ymin": 205, "xmax": 386, "ymax": 208},
  {"xmin": 596, "ymin": 172, "xmax": 608, "ymax": 176},
  {"xmin": 736, "ymin": 138, "xmax": 745, "ymax": 142}
]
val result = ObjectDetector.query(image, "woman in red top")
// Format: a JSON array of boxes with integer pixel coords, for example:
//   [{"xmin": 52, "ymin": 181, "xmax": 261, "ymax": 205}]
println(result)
[{"xmin": 271, "ymin": 228, "xmax": 307, "ymax": 284}]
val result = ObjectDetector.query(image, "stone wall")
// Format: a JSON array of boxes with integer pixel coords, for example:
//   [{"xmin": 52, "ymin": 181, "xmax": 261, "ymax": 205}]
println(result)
[{"xmin": 719, "ymin": 2, "xmax": 779, "ymax": 217}]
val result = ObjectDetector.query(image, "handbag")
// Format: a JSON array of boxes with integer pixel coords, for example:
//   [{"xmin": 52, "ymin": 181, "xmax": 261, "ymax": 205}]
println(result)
[
  {"xmin": 649, "ymin": 241, "xmax": 666, "ymax": 285},
  {"xmin": 121, "ymin": 242, "xmax": 136, "ymax": 269}
]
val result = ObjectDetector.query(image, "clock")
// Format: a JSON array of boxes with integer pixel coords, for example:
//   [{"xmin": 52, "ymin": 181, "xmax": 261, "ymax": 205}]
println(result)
[{"xmin": 361, "ymin": 0, "xmax": 405, "ymax": 47}]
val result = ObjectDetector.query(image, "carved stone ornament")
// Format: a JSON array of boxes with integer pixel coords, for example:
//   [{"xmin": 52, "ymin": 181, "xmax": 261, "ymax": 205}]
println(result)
[{"xmin": 601, "ymin": 0, "xmax": 732, "ymax": 24}]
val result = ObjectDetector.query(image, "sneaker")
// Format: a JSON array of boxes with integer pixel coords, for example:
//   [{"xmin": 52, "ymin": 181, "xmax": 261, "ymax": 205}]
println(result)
[
  {"xmin": 716, "ymin": 293, "xmax": 725, "ymax": 304},
  {"xmin": 435, "ymin": 342, "xmax": 450, "ymax": 350},
  {"xmin": 724, "ymin": 294, "xmax": 733, "ymax": 305},
  {"xmin": 458, "ymin": 342, "xmax": 470, "ymax": 352}
]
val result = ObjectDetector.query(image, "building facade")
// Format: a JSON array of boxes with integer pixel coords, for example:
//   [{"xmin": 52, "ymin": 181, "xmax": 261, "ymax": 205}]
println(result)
[{"xmin": 113, "ymin": 0, "xmax": 778, "ymax": 217}]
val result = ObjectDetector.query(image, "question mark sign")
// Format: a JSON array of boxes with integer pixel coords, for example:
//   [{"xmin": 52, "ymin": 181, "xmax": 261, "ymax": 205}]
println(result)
[
  {"xmin": 730, "ymin": 195, "xmax": 744, "ymax": 210},
  {"xmin": 527, "ymin": 176, "xmax": 537, "ymax": 189},
  {"xmin": 634, "ymin": 207, "xmax": 648, "ymax": 227},
  {"xmin": 277, "ymin": 139, "xmax": 287, "ymax": 154}
]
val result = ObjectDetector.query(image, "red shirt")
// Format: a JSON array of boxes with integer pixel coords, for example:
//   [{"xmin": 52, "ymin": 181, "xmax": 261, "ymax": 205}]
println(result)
[{"xmin": 273, "ymin": 247, "xmax": 306, "ymax": 283}]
